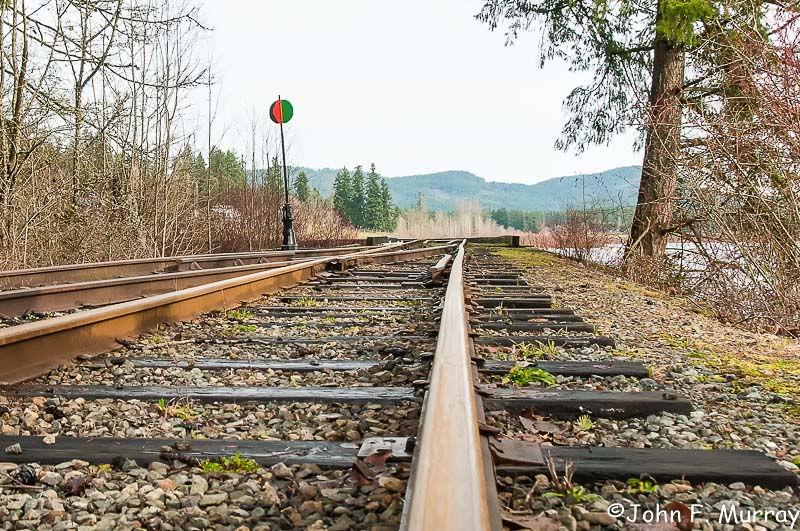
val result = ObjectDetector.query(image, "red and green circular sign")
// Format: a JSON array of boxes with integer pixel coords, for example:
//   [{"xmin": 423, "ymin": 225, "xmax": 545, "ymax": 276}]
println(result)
[{"xmin": 270, "ymin": 98, "xmax": 294, "ymax": 124}]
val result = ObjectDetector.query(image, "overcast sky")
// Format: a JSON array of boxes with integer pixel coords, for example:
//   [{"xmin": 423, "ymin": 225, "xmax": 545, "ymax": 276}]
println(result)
[{"xmin": 191, "ymin": 0, "xmax": 642, "ymax": 185}]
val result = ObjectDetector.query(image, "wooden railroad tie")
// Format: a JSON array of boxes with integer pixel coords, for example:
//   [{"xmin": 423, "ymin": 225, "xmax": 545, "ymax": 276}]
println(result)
[{"xmin": 11, "ymin": 385, "xmax": 416, "ymax": 405}]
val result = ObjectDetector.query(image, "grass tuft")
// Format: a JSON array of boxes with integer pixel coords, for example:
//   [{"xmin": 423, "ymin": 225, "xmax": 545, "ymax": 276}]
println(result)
[{"xmin": 200, "ymin": 453, "xmax": 260, "ymax": 473}]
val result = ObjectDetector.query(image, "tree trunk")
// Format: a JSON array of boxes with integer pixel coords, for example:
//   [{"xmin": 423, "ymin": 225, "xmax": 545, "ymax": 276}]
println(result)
[{"xmin": 625, "ymin": 6, "xmax": 685, "ymax": 262}]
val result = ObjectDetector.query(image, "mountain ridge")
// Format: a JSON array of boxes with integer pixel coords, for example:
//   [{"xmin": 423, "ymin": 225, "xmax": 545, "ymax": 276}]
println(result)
[{"xmin": 299, "ymin": 165, "xmax": 642, "ymax": 211}]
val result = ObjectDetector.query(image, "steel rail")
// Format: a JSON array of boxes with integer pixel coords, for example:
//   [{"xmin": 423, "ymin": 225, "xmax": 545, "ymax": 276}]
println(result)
[
  {"xmin": 403, "ymin": 241, "xmax": 493, "ymax": 531},
  {"xmin": 0, "ymin": 258, "xmax": 319, "ymax": 318},
  {"xmin": 0, "ymin": 241, "xmax": 453, "ymax": 385},
  {"xmin": 0, "ymin": 246, "xmax": 373, "ymax": 290},
  {"xmin": 0, "ymin": 244, "xmax": 451, "ymax": 318}
]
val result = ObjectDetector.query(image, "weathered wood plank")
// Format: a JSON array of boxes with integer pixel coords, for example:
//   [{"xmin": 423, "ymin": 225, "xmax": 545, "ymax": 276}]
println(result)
[
  {"xmin": 496, "ymin": 446, "xmax": 799, "ymax": 488},
  {"xmin": 475, "ymin": 287, "xmax": 546, "ymax": 293},
  {"xmin": 471, "ymin": 279, "xmax": 529, "ymax": 286},
  {"xmin": 466, "ymin": 274, "xmax": 525, "ymax": 279},
  {"xmin": 473, "ymin": 322, "xmax": 596, "ymax": 333},
  {"xmin": 241, "ymin": 334, "xmax": 429, "ymax": 345},
  {"xmin": 323, "ymin": 276, "xmax": 420, "ymax": 283},
  {"xmin": 474, "ymin": 308, "xmax": 575, "ymax": 316},
  {"xmin": 476, "ymin": 314, "xmax": 584, "ymax": 322},
  {"xmin": 308, "ymin": 283, "xmax": 427, "ymax": 290},
  {"xmin": 474, "ymin": 297, "xmax": 551, "ymax": 309},
  {"xmin": 485, "ymin": 389, "xmax": 691, "ymax": 418},
  {"xmin": 12, "ymin": 385, "xmax": 415, "ymax": 405},
  {"xmin": 92, "ymin": 357, "xmax": 386, "ymax": 372},
  {"xmin": 475, "ymin": 335, "xmax": 616, "ymax": 348},
  {"xmin": 277, "ymin": 296, "xmax": 432, "ymax": 302},
  {"xmin": 255, "ymin": 311, "xmax": 410, "ymax": 319},
  {"xmin": 0, "ymin": 436, "xmax": 360, "ymax": 468},
  {"xmin": 480, "ymin": 360, "xmax": 649, "ymax": 378},
  {"xmin": 256, "ymin": 306, "xmax": 413, "ymax": 313},
  {"xmin": 248, "ymin": 320, "xmax": 396, "ymax": 329}
]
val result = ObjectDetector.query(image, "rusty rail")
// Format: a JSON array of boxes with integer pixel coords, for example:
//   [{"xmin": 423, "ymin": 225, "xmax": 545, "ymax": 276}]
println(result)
[
  {"xmin": 0, "ymin": 241, "xmax": 452, "ymax": 384},
  {"xmin": 0, "ymin": 258, "xmax": 320, "ymax": 318},
  {"xmin": 0, "ymin": 246, "xmax": 373, "ymax": 290},
  {"xmin": 403, "ymin": 241, "xmax": 493, "ymax": 531}
]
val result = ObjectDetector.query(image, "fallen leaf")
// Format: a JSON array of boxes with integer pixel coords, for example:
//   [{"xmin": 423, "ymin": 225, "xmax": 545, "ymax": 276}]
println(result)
[
  {"xmin": 363, "ymin": 448, "xmax": 393, "ymax": 470},
  {"xmin": 665, "ymin": 501, "xmax": 692, "ymax": 531},
  {"xmin": 62, "ymin": 475, "xmax": 88, "ymax": 496},
  {"xmin": 348, "ymin": 459, "xmax": 372, "ymax": 487}
]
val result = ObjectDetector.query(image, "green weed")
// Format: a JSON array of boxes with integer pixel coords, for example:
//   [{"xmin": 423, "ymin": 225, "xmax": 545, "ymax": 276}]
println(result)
[
  {"xmin": 234, "ymin": 324, "xmax": 256, "ymax": 333},
  {"xmin": 156, "ymin": 398, "xmax": 199, "ymax": 421},
  {"xmin": 200, "ymin": 453, "xmax": 260, "ymax": 473},
  {"xmin": 574, "ymin": 414, "xmax": 594, "ymax": 432},
  {"xmin": 515, "ymin": 341, "xmax": 557, "ymax": 360},
  {"xmin": 226, "ymin": 308, "xmax": 253, "ymax": 320},
  {"xmin": 298, "ymin": 297, "xmax": 317, "ymax": 307},
  {"xmin": 626, "ymin": 478, "xmax": 659, "ymax": 494},
  {"xmin": 504, "ymin": 366, "xmax": 556, "ymax": 386},
  {"xmin": 89, "ymin": 464, "xmax": 112, "ymax": 474}
]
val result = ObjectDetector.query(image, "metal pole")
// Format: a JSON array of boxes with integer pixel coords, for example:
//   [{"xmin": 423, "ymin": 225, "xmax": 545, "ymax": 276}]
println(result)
[{"xmin": 278, "ymin": 95, "xmax": 297, "ymax": 250}]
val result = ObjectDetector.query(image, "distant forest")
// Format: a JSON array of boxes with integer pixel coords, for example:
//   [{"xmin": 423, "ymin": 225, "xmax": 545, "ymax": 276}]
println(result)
[
  {"xmin": 487, "ymin": 206, "xmax": 635, "ymax": 233},
  {"xmin": 332, "ymin": 164, "xmax": 399, "ymax": 231}
]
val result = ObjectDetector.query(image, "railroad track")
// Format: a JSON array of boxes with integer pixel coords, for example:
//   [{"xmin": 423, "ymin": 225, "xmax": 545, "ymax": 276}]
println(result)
[
  {"xmin": 0, "ymin": 246, "xmax": 374, "ymax": 291},
  {"xmin": 0, "ymin": 242, "xmax": 796, "ymax": 530}
]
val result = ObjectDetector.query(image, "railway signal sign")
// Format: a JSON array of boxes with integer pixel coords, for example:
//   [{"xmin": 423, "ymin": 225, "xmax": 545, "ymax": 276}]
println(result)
[
  {"xmin": 270, "ymin": 98, "xmax": 294, "ymax": 124},
  {"xmin": 271, "ymin": 96, "xmax": 297, "ymax": 250}
]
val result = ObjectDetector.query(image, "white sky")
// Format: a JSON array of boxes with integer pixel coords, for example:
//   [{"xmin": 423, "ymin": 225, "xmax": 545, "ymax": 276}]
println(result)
[{"xmin": 190, "ymin": 0, "xmax": 642, "ymax": 185}]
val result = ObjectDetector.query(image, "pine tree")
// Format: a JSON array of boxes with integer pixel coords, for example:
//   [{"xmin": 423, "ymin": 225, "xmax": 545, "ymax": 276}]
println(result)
[
  {"xmin": 349, "ymin": 165, "xmax": 366, "ymax": 227},
  {"xmin": 332, "ymin": 167, "xmax": 352, "ymax": 217},
  {"xmin": 294, "ymin": 171, "xmax": 310, "ymax": 202},
  {"xmin": 208, "ymin": 147, "xmax": 247, "ymax": 193},
  {"xmin": 379, "ymin": 178, "xmax": 396, "ymax": 231},
  {"xmin": 364, "ymin": 163, "xmax": 383, "ymax": 230}
]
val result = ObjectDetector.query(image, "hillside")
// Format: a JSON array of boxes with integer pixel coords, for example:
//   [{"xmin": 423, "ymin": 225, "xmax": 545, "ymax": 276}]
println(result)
[{"xmin": 299, "ymin": 166, "xmax": 642, "ymax": 211}]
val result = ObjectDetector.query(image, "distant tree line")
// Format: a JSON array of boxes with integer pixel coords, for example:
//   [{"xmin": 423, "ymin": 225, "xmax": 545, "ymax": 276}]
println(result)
[
  {"xmin": 332, "ymin": 164, "xmax": 399, "ymax": 231},
  {"xmin": 487, "ymin": 207, "xmax": 634, "ymax": 233}
]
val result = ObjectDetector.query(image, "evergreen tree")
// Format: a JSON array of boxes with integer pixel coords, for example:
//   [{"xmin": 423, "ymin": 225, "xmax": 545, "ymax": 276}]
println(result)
[
  {"xmin": 478, "ymin": 0, "xmax": 722, "ymax": 260},
  {"xmin": 379, "ymin": 178, "xmax": 396, "ymax": 231},
  {"xmin": 364, "ymin": 163, "xmax": 383, "ymax": 229},
  {"xmin": 265, "ymin": 155, "xmax": 283, "ymax": 193},
  {"xmin": 332, "ymin": 167, "xmax": 352, "ymax": 217},
  {"xmin": 294, "ymin": 171, "xmax": 310, "ymax": 202},
  {"xmin": 349, "ymin": 165, "xmax": 366, "ymax": 227},
  {"xmin": 208, "ymin": 147, "xmax": 246, "ymax": 193}
]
